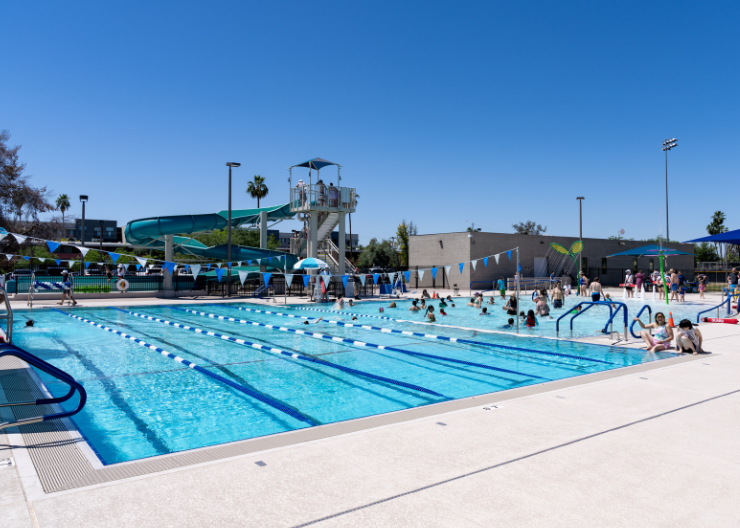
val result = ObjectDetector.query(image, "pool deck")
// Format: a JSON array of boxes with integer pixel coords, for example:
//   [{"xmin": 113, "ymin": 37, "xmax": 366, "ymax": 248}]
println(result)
[{"xmin": 2, "ymin": 289, "xmax": 739, "ymax": 527}]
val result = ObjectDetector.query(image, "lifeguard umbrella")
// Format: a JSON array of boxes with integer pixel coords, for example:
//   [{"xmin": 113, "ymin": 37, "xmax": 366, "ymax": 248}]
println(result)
[
  {"xmin": 606, "ymin": 245, "xmax": 695, "ymax": 306},
  {"xmin": 293, "ymin": 257, "xmax": 329, "ymax": 270}
]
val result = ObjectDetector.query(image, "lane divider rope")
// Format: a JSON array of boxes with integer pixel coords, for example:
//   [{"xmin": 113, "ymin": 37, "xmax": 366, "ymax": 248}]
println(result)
[
  {"xmin": 51, "ymin": 309, "xmax": 317, "ymax": 425},
  {"xmin": 221, "ymin": 305, "xmax": 613, "ymax": 365},
  {"xmin": 110, "ymin": 308, "xmax": 444, "ymax": 398},
  {"xmin": 173, "ymin": 307, "xmax": 546, "ymax": 380}
]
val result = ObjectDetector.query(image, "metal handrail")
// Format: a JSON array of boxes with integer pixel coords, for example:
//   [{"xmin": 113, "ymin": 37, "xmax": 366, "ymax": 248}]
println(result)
[
  {"xmin": 555, "ymin": 301, "xmax": 613, "ymax": 338},
  {"xmin": 630, "ymin": 305, "xmax": 653, "ymax": 339},
  {"xmin": 0, "ymin": 343, "xmax": 87, "ymax": 431},
  {"xmin": 696, "ymin": 289, "xmax": 732, "ymax": 323},
  {"xmin": 602, "ymin": 301, "xmax": 629, "ymax": 341},
  {"xmin": 0, "ymin": 282, "xmax": 13, "ymax": 344},
  {"xmin": 253, "ymin": 284, "xmax": 270, "ymax": 298},
  {"xmin": 324, "ymin": 238, "xmax": 357, "ymax": 274}
]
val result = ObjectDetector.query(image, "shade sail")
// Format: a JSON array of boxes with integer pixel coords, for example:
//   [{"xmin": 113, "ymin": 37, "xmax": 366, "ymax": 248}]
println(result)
[
  {"xmin": 606, "ymin": 244, "xmax": 694, "ymax": 258},
  {"xmin": 289, "ymin": 158, "xmax": 339, "ymax": 171},
  {"xmin": 684, "ymin": 229, "xmax": 740, "ymax": 245}
]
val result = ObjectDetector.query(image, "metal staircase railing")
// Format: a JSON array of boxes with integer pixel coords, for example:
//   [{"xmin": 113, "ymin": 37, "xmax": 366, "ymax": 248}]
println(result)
[
  {"xmin": 0, "ymin": 343, "xmax": 88, "ymax": 431},
  {"xmin": 0, "ymin": 282, "xmax": 13, "ymax": 344}
]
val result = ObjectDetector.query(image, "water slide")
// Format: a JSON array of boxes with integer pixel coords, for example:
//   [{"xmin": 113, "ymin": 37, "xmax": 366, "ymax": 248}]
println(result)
[{"xmin": 123, "ymin": 204, "xmax": 299, "ymax": 270}]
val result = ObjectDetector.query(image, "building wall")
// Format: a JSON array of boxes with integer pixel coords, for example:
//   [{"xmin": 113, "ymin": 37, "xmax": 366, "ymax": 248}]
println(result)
[{"xmin": 409, "ymin": 232, "xmax": 695, "ymax": 289}]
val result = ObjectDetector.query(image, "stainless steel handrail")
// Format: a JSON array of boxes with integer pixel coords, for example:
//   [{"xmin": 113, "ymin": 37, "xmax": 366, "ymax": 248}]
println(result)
[{"xmin": 0, "ymin": 282, "xmax": 12, "ymax": 343}]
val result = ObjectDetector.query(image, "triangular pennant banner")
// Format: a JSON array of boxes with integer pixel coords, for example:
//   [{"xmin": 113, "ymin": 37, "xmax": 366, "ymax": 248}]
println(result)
[
  {"xmin": 84, "ymin": 262, "xmax": 91, "ymax": 269},
  {"xmin": 445, "ymin": 265, "xmax": 452, "ymax": 277},
  {"xmin": 256, "ymin": 259, "xmax": 261, "ymax": 265},
  {"xmin": 190, "ymin": 264, "xmax": 201, "ymax": 281},
  {"xmin": 216, "ymin": 263, "xmax": 222, "ymax": 269},
  {"xmin": 494, "ymin": 254, "xmax": 499, "ymax": 264},
  {"xmin": 459, "ymin": 262, "xmax": 464, "ymax": 274},
  {"xmin": 47, "ymin": 241, "xmax": 60, "ymax": 253},
  {"xmin": 76, "ymin": 246, "xmax": 90, "ymax": 257},
  {"xmin": 135, "ymin": 264, "xmax": 141, "ymax": 271},
  {"xmin": 388, "ymin": 272, "xmax": 395, "ymax": 284},
  {"xmin": 227, "ymin": 262, "xmax": 232, "ymax": 269},
  {"xmin": 135, "ymin": 257, "xmax": 148, "ymax": 268},
  {"xmin": 263, "ymin": 273, "xmax": 272, "ymax": 285},
  {"xmin": 359, "ymin": 274, "xmax": 366, "ymax": 286},
  {"xmin": 109, "ymin": 252, "xmax": 121, "ymax": 263},
  {"xmin": 471, "ymin": 260, "xmax": 477, "ymax": 271},
  {"xmin": 342, "ymin": 275, "xmax": 349, "ymax": 288},
  {"xmin": 418, "ymin": 269, "xmax": 425, "ymax": 282},
  {"xmin": 247, "ymin": 260, "xmax": 252, "ymax": 266},
  {"xmin": 431, "ymin": 268, "xmax": 438, "ymax": 279},
  {"xmin": 206, "ymin": 263, "xmax": 212, "ymax": 271},
  {"xmin": 215, "ymin": 268, "xmax": 224, "ymax": 282},
  {"xmin": 285, "ymin": 274, "xmax": 294, "ymax": 289},
  {"xmin": 483, "ymin": 257, "xmax": 488, "ymax": 267},
  {"xmin": 22, "ymin": 256, "xmax": 30, "ymax": 261},
  {"xmin": 518, "ymin": 263, "xmax": 522, "ymax": 272},
  {"xmin": 268, "ymin": 257, "xmax": 273, "ymax": 263},
  {"xmin": 163, "ymin": 261, "xmax": 176, "ymax": 275},
  {"xmin": 37, "ymin": 258, "xmax": 46, "ymax": 263},
  {"xmin": 302, "ymin": 275, "xmax": 311, "ymax": 288},
  {"xmin": 238, "ymin": 270, "xmax": 248, "ymax": 285},
  {"xmin": 372, "ymin": 273, "xmax": 380, "ymax": 285},
  {"xmin": 404, "ymin": 271, "xmax": 411, "ymax": 283},
  {"xmin": 507, "ymin": 250, "xmax": 511, "ymax": 261},
  {"xmin": 237, "ymin": 261, "xmax": 242, "ymax": 268},
  {"xmin": 13, "ymin": 234, "xmax": 27, "ymax": 244},
  {"xmin": 55, "ymin": 259, "xmax": 62, "ymax": 266},
  {"xmin": 5, "ymin": 255, "xmax": 12, "ymax": 261}
]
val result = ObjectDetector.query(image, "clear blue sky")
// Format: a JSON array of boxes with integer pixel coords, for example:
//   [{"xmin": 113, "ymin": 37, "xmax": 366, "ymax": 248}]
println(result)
[{"xmin": 3, "ymin": 1, "xmax": 738, "ymax": 244}]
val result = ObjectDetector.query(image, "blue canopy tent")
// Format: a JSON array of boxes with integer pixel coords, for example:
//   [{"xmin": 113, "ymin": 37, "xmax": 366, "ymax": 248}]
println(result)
[
  {"xmin": 287, "ymin": 157, "xmax": 343, "ymax": 188},
  {"xmin": 606, "ymin": 245, "xmax": 695, "ymax": 306},
  {"xmin": 684, "ymin": 229, "xmax": 740, "ymax": 245}
]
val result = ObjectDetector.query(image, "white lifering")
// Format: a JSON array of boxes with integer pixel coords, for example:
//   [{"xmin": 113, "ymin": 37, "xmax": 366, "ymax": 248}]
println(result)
[{"xmin": 117, "ymin": 278, "xmax": 130, "ymax": 292}]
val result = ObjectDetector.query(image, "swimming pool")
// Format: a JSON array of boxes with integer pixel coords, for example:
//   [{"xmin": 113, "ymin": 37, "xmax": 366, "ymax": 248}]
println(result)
[
  {"xmin": 331, "ymin": 295, "xmax": 712, "ymax": 338},
  {"xmin": 9, "ymin": 302, "xmax": 673, "ymax": 464}
]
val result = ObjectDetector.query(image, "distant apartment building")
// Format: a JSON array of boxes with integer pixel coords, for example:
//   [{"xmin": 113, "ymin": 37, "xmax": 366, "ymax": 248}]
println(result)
[{"xmin": 67, "ymin": 219, "xmax": 121, "ymax": 243}]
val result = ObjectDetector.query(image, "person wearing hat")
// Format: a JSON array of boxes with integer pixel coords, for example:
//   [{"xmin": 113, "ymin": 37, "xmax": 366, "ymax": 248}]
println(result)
[{"xmin": 58, "ymin": 269, "xmax": 77, "ymax": 306}]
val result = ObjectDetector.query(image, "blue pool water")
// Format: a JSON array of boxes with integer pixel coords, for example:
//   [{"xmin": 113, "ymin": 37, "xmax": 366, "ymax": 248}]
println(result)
[
  {"xmin": 9, "ymin": 302, "xmax": 674, "ymax": 464},
  {"xmin": 334, "ymin": 295, "xmax": 711, "ymax": 338}
]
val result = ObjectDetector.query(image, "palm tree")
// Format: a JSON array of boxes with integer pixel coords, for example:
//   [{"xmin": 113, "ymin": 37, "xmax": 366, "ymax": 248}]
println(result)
[
  {"xmin": 707, "ymin": 210, "xmax": 728, "ymax": 260},
  {"xmin": 246, "ymin": 175, "xmax": 269, "ymax": 208},
  {"xmin": 55, "ymin": 194, "xmax": 71, "ymax": 240}
]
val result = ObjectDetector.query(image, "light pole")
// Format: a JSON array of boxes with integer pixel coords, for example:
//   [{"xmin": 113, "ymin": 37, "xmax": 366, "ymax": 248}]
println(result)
[
  {"xmin": 226, "ymin": 162, "xmax": 241, "ymax": 296},
  {"xmin": 576, "ymin": 197, "xmax": 585, "ymax": 285},
  {"xmin": 661, "ymin": 138, "xmax": 678, "ymax": 242},
  {"xmin": 79, "ymin": 195, "xmax": 88, "ymax": 275}
]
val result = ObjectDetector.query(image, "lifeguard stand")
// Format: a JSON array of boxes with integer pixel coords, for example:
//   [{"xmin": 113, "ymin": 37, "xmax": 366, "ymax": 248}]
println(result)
[{"xmin": 288, "ymin": 158, "xmax": 357, "ymax": 275}]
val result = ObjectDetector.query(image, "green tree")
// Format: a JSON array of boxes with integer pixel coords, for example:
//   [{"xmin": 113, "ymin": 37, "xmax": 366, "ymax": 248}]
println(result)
[
  {"xmin": 396, "ymin": 220, "xmax": 418, "ymax": 267},
  {"xmin": 55, "ymin": 194, "xmax": 71, "ymax": 239},
  {"xmin": 512, "ymin": 221, "xmax": 546, "ymax": 235},
  {"xmin": 694, "ymin": 242, "xmax": 719, "ymax": 263},
  {"xmin": 246, "ymin": 175, "xmax": 269, "ymax": 208},
  {"xmin": 706, "ymin": 210, "xmax": 728, "ymax": 260},
  {"xmin": 357, "ymin": 238, "xmax": 398, "ymax": 269}
]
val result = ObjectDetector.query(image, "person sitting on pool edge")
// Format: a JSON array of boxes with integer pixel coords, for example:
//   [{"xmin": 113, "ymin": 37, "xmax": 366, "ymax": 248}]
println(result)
[
  {"xmin": 421, "ymin": 289, "xmax": 431, "ymax": 299},
  {"xmin": 409, "ymin": 300, "xmax": 421, "ymax": 311},
  {"xmin": 479, "ymin": 307, "xmax": 490, "ymax": 315},
  {"xmin": 502, "ymin": 318, "xmax": 515, "ymax": 329},
  {"xmin": 633, "ymin": 312, "xmax": 674, "ymax": 352},
  {"xmin": 675, "ymin": 319, "xmax": 704, "ymax": 354}
]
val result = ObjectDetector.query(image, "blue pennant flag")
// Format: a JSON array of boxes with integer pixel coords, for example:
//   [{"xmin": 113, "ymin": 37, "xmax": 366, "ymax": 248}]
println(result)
[
  {"xmin": 22, "ymin": 256, "xmax": 30, "ymax": 261},
  {"xmin": 404, "ymin": 271, "xmax": 411, "ymax": 283},
  {"xmin": 55, "ymin": 259, "xmax": 62, "ymax": 266},
  {"xmin": 47, "ymin": 241, "xmax": 60, "ymax": 253},
  {"xmin": 135, "ymin": 264, "xmax": 141, "ymax": 271},
  {"xmin": 372, "ymin": 273, "xmax": 380, "ymax": 285},
  {"xmin": 302, "ymin": 275, "xmax": 310, "ymax": 287},
  {"xmin": 84, "ymin": 261, "xmax": 91, "ymax": 268},
  {"xmin": 507, "ymin": 250, "xmax": 511, "ymax": 261},
  {"xmin": 263, "ymin": 273, "xmax": 272, "ymax": 285},
  {"xmin": 484, "ymin": 257, "xmax": 489, "ymax": 267},
  {"xmin": 227, "ymin": 262, "xmax": 232, "ymax": 269},
  {"xmin": 215, "ymin": 268, "xmax": 224, "ymax": 282},
  {"xmin": 206, "ymin": 264, "xmax": 212, "ymax": 271},
  {"xmin": 247, "ymin": 260, "xmax": 252, "ymax": 266},
  {"xmin": 163, "ymin": 261, "xmax": 176, "ymax": 275},
  {"xmin": 431, "ymin": 267, "xmax": 438, "ymax": 279},
  {"xmin": 342, "ymin": 275, "xmax": 349, "ymax": 288},
  {"xmin": 518, "ymin": 263, "xmax": 522, "ymax": 272},
  {"xmin": 459, "ymin": 262, "xmax": 464, "ymax": 274},
  {"xmin": 109, "ymin": 252, "xmax": 121, "ymax": 263}
]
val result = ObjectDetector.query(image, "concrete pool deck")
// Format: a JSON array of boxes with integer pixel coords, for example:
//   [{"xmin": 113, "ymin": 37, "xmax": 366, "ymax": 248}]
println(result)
[{"xmin": 1, "ymin": 291, "xmax": 739, "ymax": 527}]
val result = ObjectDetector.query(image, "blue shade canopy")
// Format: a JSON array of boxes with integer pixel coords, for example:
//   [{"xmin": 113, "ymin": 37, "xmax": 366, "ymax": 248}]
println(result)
[
  {"xmin": 606, "ymin": 244, "xmax": 694, "ymax": 258},
  {"xmin": 289, "ymin": 158, "xmax": 339, "ymax": 171},
  {"xmin": 684, "ymin": 229, "xmax": 740, "ymax": 245}
]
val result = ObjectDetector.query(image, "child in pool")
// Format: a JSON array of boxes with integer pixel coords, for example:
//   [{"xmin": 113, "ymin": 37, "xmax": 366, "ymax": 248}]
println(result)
[
  {"xmin": 479, "ymin": 307, "xmax": 490, "ymax": 315},
  {"xmin": 439, "ymin": 308, "xmax": 447, "ymax": 316},
  {"xmin": 525, "ymin": 309, "xmax": 538, "ymax": 328},
  {"xmin": 678, "ymin": 286, "xmax": 686, "ymax": 302},
  {"xmin": 487, "ymin": 296, "xmax": 495, "ymax": 305},
  {"xmin": 502, "ymin": 318, "xmax": 515, "ymax": 329}
]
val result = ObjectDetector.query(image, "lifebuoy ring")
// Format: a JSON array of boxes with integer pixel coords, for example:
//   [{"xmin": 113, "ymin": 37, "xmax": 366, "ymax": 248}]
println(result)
[
  {"xmin": 701, "ymin": 317, "xmax": 738, "ymax": 324},
  {"xmin": 117, "ymin": 278, "xmax": 130, "ymax": 292}
]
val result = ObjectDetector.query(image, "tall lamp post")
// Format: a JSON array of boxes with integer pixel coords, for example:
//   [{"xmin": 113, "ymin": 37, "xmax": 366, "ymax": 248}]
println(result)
[
  {"xmin": 661, "ymin": 138, "xmax": 678, "ymax": 243},
  {"xmin": 576, "ymin": 197, "xmax": 585, "ymax": 292},
  {"xmin": 226, "ymin": 162, "xmax": 241, "ymax": 296},
  {"xmin": 79, "ymin": 195, "xmax": 88, "ymax": 275}
]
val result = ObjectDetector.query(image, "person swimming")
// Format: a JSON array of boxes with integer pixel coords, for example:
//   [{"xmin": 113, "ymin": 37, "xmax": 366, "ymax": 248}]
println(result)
[
  {"xmin": 502, "ymin": 318, "xmax": 515, "ymax": 329},
  {"xmin": 389, "ymin": 302, "xmax": 397, "ymax": 308},
  {"xmin": 347, "ymin": 299, "xmax": 354, "ymax": 307},
  {"xmin": 439, "ymin": 308, "xmax": 447, "ymax": 316},
  {"xmin": 525, "ymin": 309, "xmax": 538, "ymax": 328},
  {"xmin": 479, "ymin": 307, "xmax": 490, "ymax": 316},
  {"xmin": 302, "ymin": 317, "xmax": 324, "ymax": 325},
  {"xmin": 409, "ymin": 300, "xmax": 421, "ymax": 311},
  {"xmin": 487, "ymin": 296, "xmax": 495, "ymax": 305},
  {"xmin": 438, "ymin": 299, "xmax": 447, "ymax": 308}
]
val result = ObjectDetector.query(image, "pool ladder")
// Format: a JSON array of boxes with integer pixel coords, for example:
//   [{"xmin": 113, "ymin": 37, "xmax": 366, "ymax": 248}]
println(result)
[{"xmin": 0, "ymin": 282, "xmax": 12, "ymax": 344}]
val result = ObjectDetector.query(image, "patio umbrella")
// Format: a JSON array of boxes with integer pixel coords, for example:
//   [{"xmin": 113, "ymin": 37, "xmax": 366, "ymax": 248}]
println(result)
[
  {"xmin": 293, "ymin": 257, "xmax": 329, "ymax": 270},
  {"xmin": 606, "ymin": 245, "xmax": 695, "ymax": 306}
]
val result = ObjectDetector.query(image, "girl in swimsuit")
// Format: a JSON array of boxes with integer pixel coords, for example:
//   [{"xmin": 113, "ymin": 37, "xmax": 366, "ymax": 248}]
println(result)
[
  {"xmin": 525, "ymin": 309, "xmax": 538, "ymax": 328},
  {"xmin": 633, "ymin": 312, "xmax": 674, "ymax": 352}
]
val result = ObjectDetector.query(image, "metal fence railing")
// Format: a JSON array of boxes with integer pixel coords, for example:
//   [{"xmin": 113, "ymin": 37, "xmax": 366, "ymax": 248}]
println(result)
[{"xmin": 8, "ymin": 275, "xmax": 205, "ymax": 294}]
